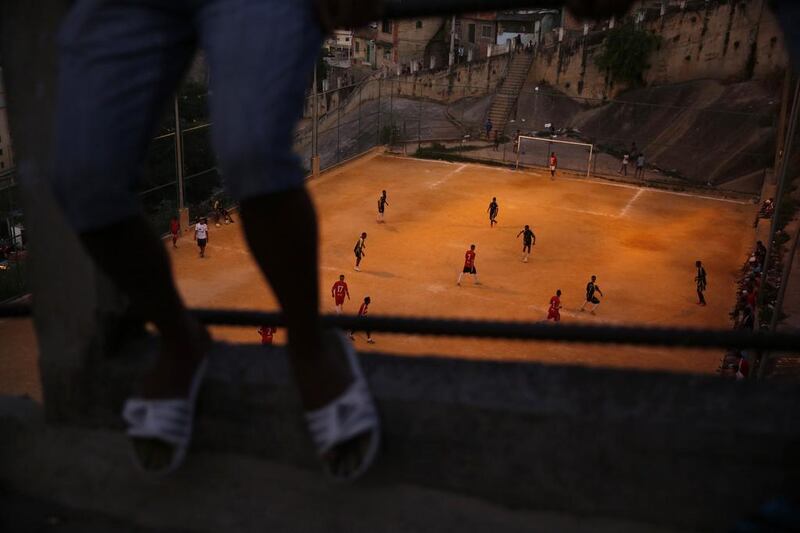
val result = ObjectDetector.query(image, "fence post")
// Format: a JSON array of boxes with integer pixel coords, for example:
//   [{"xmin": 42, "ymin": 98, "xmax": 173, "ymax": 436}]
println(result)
[
  {"xmin": 173, "ymin": 95, "xmax": 189, "ymax": 231},
  {"xmin": 377, "ymin": 78, "xmax": 382, "ymax": 145},
  {"xmin": 311, "ymin": 66, "xmax": 320, "ymax": 178},
  {"xmin": 417, "ymin": 97, "xmax": 422, "ymax": 150},
  {"xmin": 357, "ymin": 82, "xmax": 362, "ymax": 150},
  {"xmin": 336, "ymin": 94, "xmax": 341, "ymax": 164}
]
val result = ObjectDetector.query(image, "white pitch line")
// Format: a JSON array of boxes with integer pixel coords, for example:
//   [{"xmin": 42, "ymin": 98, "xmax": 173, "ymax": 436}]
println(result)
[
  {"xmin": 554, "ymin": 173, "xmax": 751, "ymax": 205},
  {"xmin": 558, "ymin": 207, "xmax": 619, "ymax": 219},
  {"xmin": 619, "ymin": 189, "xmax": 645, "ymax": 217},
  {"xmin": 429, "ymin": 164, "xmax": 467, "ymax": 189},
  {"xmin": 379, "ymin": 154, "xmax": 752, "ymax": 204}
]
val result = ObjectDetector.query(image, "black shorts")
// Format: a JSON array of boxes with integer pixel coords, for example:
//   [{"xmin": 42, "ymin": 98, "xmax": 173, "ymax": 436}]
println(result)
[
  {"xmin": 586, "ymin": 296, "xmax": 600, "ymax": 305},
  {"xmin": 489, "ymin": 211, "xmax": 497, "ymax": 219},
  {"xmin": 197, "ymin": 238, "xmax": 207, "ymax": 247},
  {"xmin": 463, "ymin": 266, "xmax": 476, "ymax": 274},
  {"xmin": 378, "ymin": 207, "xmax": 384, "ymax": 213},
  {"xmin": 523, "ymin": 242, "xmax": 532, "ymax": 251},
  {"xmin": 355, "ymin": 251, "xmax": 362, "ymax": 258}
]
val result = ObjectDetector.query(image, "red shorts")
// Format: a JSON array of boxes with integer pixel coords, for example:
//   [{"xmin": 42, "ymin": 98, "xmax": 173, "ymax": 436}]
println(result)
[
  {"xmin": 547, "ymin": 309, "xmax": 560, "ymax": 322},
  {"xmin": 335, "ymin": 298, "xmax": 345, "ymax": 306}
]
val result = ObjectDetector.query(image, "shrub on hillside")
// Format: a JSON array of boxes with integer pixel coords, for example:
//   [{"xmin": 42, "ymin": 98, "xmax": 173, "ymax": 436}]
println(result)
[{"xmin": 595, "ymin": 23, "xmax": 661, "ymax": 85}]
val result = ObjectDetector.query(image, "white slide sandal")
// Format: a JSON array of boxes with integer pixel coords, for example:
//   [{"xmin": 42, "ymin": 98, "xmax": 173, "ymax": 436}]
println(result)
[
  {"xmin": 121, "ymin": 357, "xmax": 209, "ymax": 475},
  {"xmin": 305, "ymin": 331, "xmax": 381, "ymax": 481}
]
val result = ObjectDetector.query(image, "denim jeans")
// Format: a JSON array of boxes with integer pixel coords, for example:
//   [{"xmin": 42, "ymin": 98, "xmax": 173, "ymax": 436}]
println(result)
[{"xmin": 52, "ymin": 0, "xmax": 322, "ymax": 231}]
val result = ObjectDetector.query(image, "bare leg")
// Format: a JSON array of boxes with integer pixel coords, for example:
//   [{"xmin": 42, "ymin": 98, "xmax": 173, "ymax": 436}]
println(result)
[
  {"xmin": 240, "ymin": 189, "xmax": 350, "ymax": 409},
  {"xmin": 80, "ymin": 216, "xmax": 211, "ymax": 470}
]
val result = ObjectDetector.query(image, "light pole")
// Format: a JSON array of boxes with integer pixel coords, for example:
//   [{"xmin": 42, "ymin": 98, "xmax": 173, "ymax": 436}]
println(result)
[{"xmin": 173, "ymin": 94, "xmax": 184, "ymax": 212}]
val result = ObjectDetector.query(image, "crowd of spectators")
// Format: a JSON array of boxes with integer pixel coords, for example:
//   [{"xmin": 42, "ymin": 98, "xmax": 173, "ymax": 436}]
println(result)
[{"xmin": 720, "ymin": 240, "xmax": 768, "ymax": 380}]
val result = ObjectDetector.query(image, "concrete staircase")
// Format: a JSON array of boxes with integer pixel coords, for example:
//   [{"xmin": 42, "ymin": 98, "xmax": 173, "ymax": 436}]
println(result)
[{"xmin": 485, "ymin": 52, "xmax": 535, "ymax": 139}]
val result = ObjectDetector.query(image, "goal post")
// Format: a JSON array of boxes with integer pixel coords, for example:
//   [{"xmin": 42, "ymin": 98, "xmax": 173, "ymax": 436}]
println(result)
[{"xmin": 515, "ymin": 136, "xmax": 594, "ymax": 177}]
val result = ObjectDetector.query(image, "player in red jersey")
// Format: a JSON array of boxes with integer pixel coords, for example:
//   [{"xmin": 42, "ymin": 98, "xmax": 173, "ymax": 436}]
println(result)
[
  {"xmin": 331, "ymin": 274, "xmax": 350, "ymax": 314},
  {"xmin": 456, "ymin": 244, "xmax": 480, "ymax": 286},
  {"xmin": 349, "ymin": 296, "xmax": 374, "ymax": 344},
  {"xmin": 257, "ymin": 325, "xmax": 275, "ymax": 345},
  {"xmin": 169, "ymin": 217, "xmax": 180, "ymax": 248},
  {"xmin": 549, "ymin": 151, "xmax": 558, "ymax": 179},
  {"xmin": 547, "ymin": 290, "xmax": 562, "ymax": 322}
]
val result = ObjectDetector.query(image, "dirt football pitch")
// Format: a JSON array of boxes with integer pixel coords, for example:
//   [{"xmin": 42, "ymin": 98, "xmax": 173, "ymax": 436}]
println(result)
[{"xmin": 165, "ymin": 152, "xmax": 756, "ymax": 374}]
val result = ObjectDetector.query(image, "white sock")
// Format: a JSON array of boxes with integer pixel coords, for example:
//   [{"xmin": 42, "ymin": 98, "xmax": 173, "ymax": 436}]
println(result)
[{"xmin": 457, "ymin": 273, "xmax": 463, "ymax": 284}]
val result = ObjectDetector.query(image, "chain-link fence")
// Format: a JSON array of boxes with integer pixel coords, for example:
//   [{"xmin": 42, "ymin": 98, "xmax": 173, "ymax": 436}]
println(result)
[
  {"xmin": 0, "ymin": 67, "xmax": 780, "ymax": 301},
  {"xmin": 0, "ymin": 171, "xmax": 26, "ymax": 302}
]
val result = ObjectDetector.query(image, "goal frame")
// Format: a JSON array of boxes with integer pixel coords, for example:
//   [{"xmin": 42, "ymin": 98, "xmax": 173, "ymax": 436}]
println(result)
[{"xmin": 515, "ymin": 135, "xmax": 594, "ymax": 178}]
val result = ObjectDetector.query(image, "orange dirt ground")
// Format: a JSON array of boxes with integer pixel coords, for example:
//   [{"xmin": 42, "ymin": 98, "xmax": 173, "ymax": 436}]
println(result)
[
  {"xmin": 0, "ymin": 153, "xmax": 757, "ymax": 401},
  {"xmin": 174, "ymin": 153, "xmax": 755, "ymax": 374}
]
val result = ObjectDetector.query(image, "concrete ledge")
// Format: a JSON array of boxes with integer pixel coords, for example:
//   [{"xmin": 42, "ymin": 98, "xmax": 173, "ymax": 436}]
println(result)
[
  {"xmin": 0, "ymin": 401, "xmax": 686, "ymax": 533},
  {"xmin": 31, "ymin": 340, "xmax": 800, "ymax": 530}
]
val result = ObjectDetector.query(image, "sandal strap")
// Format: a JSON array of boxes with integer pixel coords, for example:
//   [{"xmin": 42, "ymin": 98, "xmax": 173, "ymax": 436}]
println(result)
[
  {"xmin": 305, "ymin": 377, "xmax": 378, "ymax": 454},
  {"xmin": 121, "ymin": 358, "xmax": 209, "ymax": 450},
  {"xmin": 122, "ymin": 398, "xmax": 193, "ymax": 447}
]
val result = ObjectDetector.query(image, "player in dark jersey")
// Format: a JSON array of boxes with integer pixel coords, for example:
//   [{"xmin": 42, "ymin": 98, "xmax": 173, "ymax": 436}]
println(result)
[
  {"xmin": 377, "ymin": 190, "xmax": 389, "ymax": 223},
  {"xmin": 487, "ymin": 197, "xmax": 499, "ymax": 227},
  {"xmin": 457, "ymin": 244, "xmax": 480, "ymax": 286},
  {"xmin": 580, "ymin": 275, "xmax": 604, "ymax": 314},
  {"xmin": 354, "ymin": 232, "xmax": 367, "ymax": 271},
  {"xmin": 516, "ymin": 224, "xmax": 536, "ymax": 262},
  {"xmin": 695, "ymin": 260, "xmax": 707, "ymax": 306}
]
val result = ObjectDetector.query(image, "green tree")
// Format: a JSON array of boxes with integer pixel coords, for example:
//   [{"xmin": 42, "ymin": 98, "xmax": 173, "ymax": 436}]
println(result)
[{"xmin": 594, "ymin": 23, "xmax": 660, "ymax": 85}]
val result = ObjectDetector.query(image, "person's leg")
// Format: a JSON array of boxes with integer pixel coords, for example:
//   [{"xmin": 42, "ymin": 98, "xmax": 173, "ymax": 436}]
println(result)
[
  {"xmin": 53, "ymin": 1, "xmax": 201, "ymax": 386},
  {"xmin": 52, "ymin": 1, "xmax": 203, "ymax": 471},
  {"xmin": 457, "ymin": 271, "xmax": 464, "ymax": 285},
  {"xmin": 199, "ymin": 0, "xmax": 375, "ymax": 476}
]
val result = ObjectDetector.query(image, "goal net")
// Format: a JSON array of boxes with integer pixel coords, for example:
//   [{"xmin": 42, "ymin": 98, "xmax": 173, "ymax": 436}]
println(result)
[{"xmin": 515, "ymin": 136, "xmax": 594, "ymax": 177}]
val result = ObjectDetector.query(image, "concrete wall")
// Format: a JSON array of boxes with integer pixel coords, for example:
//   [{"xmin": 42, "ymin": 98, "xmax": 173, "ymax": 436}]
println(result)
[
  {"xmin": 394, "ymin": 17, "xmax": 445, "ymax": 67},
  {"xmin": 529, "ymin": 0, "xmax": 787, "ymax": 101},
  {"xmin": 646, "ymin": 0, "xmax": 785, "ymax": 86},
  {"xmin": 40, "ymin": 339, "xmax": 800, "ymax": 531},
  {"xmin": 303, "ymin": 53, "xmax": 511, "ymax": 124}
]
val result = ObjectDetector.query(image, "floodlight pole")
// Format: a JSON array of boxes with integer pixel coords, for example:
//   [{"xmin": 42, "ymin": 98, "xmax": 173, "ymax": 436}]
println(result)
[{"xmin": 173, "ymin": 95, "xmax": 185, "ymax": 211}]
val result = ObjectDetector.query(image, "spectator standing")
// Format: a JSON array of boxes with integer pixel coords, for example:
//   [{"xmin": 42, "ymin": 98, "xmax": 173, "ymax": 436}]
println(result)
[
  {"xmin": 618, "ymin": 152, "xmax": 629, "ymax": 176},
  {"xmin": 635, "ymin": 153, "xmax": 645, "ymax": 179},
  {"xmin": 485, "ymin": 118, "xmax": 493, "ymax": 140}
]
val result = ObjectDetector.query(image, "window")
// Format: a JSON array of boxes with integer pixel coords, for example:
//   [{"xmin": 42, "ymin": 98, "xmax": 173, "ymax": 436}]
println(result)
[
  {"xmin": 468, "ymin": 23, "xmax": 476, "ymax": 43},
  {"xmin": 481, "ymin": 25, "xmax": 492, "ymax": 38},
  {"xmin": 382, "ymin": 20, "xmax": 392, "ymax": 33},
  {"xmin": 355, "ymin": 41, "xmax": 360, "ymax": 52},
  {"xmin": 416, "ymin": 20, "xmax": 422, "ymax": 29}
]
